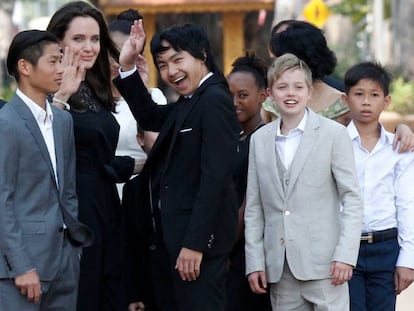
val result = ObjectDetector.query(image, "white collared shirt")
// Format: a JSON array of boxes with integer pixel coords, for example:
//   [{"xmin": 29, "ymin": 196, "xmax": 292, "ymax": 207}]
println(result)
[
  {"xmin": 17, "ymin": 89, "xmax": 58, "ymax": 186},
  {"xmin": 347, "ymin": 120, "xmax": 414, "ymax": 268},
  {"xmin": 275, "ymin": 109, "xmax": 308, "ymax": 169}
]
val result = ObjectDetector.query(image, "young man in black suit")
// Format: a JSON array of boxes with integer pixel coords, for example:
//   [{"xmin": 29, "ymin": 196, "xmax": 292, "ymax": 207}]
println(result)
[{"xmin": 114, "ymin": 22, "xmax": 241, "ymax": 311}]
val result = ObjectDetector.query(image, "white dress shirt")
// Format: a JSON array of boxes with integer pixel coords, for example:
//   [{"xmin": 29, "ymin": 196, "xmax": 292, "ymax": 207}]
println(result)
[
  {"xmin": 275, "ymin": 109, "xmax": 308, "ymax": 169},
  {"xmin": 113, "ymin": 97, "xmax": 147, "ymax": 199},
  {"xmin": 347, "ymin": 120, "xmax": 414, "ymax": 268},
  {"xmin": 113, "ymin": 97, "xmax": 147, "ymax": 161},
  {"xmin": 17, "ymin": 89, "xmax": 58, "ymax": 186},
  {"xmin": 115, "ymin": 67, "xmax": 169, "ymax": 200}
]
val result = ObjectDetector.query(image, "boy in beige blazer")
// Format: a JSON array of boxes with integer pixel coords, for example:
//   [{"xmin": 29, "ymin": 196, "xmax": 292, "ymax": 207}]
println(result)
[{"xmin": 244, "ymin": 53, "xmax": 363, "ymax": 310}]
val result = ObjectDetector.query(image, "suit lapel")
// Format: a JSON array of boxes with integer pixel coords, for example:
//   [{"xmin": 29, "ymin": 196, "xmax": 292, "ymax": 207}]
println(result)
[
  {"xmin": 165, "ymin": 95, "xmax": 197, "ymax": 165},
  {"xmin": 13, "ymin": 97, "xmax": 58, "ymax": 189},
  {"xmin": 285, "ymin": 110, "xmax": 319, "ymax": 196},
  {"xmin": 143, "ymin": 107, "xmax": 177, "ymax": 169},
  {"xmin": 149, "ymin": 74, "xmax": 214, "ymax": 171},
  {"xmin": 264, "ymin": 120, "xmax": 285, "ymax": 198},
  {"xmin": 52, "ymin": 110, "xmax": 64, "ymax": 191}
]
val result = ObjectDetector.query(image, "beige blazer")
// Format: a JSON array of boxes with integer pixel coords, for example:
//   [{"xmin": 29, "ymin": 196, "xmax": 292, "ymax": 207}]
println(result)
[{"xmin": 244, "ymin": 109, "xmax": 362, "ymax": 283}]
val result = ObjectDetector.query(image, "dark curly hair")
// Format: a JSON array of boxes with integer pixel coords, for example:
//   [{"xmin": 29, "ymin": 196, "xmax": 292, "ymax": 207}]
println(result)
[
  {"xmin": 230, "ymin": 52, "xmax": 268, "ymax": 89},
  {"xmin": 269, "ymin": 19, "xmax": 296, "ymax": 47},
  {"xmin": 269, "ymin": 21, "xmax": 337, "ymax": 80}
]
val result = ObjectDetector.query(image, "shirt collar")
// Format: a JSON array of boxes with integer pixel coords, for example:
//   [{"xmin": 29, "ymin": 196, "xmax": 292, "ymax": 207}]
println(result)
[
  {"xmin": 186, "ymin": 72, "xmax": 213, "ymax": 99},
  {"xmin": 17, "ymin": 88, "xmax": 53, "ymax": 124},
  {"xmin": 276, "ymin": 108, "xmax": 308, "ymax": 137},
  {"xmin": 199, "ymin": 72, "xmax": 213, "ymax": 87},
  {"xmin": 347, "ymin": 120, "xmax": 393, "ymax": 145}
]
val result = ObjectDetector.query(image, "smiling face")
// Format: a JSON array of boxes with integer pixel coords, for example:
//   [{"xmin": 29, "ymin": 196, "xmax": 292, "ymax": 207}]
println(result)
[
  {"xmin": 155, "ymin": 41, "xmax": 209, "ymax": 96},
  {"xmin": 270, "ymin": 68, "xmax": 312, "ymax": 120},
  {"xmin": 60, "ymin": 16, "xmax": 100, "ymax": 70},
  {"xmin": 227, "ymin": 71, "xmax": 266, "ymax": 125},
  {"xmin": 342, "ymin": 78, "xmax": 390, "ymax": 125}
]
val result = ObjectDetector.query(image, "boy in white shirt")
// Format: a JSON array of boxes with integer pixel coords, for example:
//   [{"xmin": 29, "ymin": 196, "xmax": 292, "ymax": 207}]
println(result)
[{"xmin": 342, "ymin": 61, "xmax": 414, "ymax": 310}]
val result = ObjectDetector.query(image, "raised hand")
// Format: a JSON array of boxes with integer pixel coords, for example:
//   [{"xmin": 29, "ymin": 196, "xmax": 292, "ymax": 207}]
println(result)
[
  {"xmin": 55, "ymin": 46, "xmax": 85, "ymax": 102},
  {"xmin": 119, "ymin": 19, "xmax": 146, "ymax": 71},
  {"xmin": 137, "ymin": 54, "xmax": 150, "ymax": 89}
]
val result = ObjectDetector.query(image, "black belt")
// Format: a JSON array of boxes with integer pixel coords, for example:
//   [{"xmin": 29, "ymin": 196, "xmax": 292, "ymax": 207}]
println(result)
[{"xmin": 360, "ymin": 228, "xmax": 397, "ymax": 244}]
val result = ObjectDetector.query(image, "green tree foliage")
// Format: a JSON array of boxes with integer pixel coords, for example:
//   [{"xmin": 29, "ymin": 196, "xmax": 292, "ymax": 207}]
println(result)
[
  {"xmin": 330, "ymin": 0, "xmax": 391, "ymax": 25},
  {"xmin": 389, "ymin": 77, "xmax": 414, "ymax": 114}
]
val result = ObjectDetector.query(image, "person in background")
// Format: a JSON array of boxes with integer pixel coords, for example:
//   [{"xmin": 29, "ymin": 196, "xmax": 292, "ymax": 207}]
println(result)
[
  {"xmin": 109, "ymin": 8, "xmax": 167, "ymax": 200},
  {"xmin": 271, "ymin": 20, "xmax": 346, "ymax": 93},
  {"xmin": 342, "ymin": 61, "xmax": 414, "ymax": 310},
  {"xmin": 0, "ymin": 29, "xmax": 93, "ymax": 311},
  {"xmin": 114, "ymin": 21, "xmax": 241, "ymax": 311},
  {"xmin": 269, "ymin": 20, "xmax": 354, "ymax": 124},
  {"xmin": 226, "ymin": 52, "xmax": 271, "ymax": 311},
  {"xmin": 245, "ymin": 53, "xmax": 362, "ymax": 310},
  {"xmin": 122, "ymin": 124, "xmax": 160, "ymax": 311},
  {"xmin": 47, "ymin": 2, "xmax": 139, "ymax": 310},
  {"xmin": 265, "ymin": 19, "xmax": 414, "ymax": 152}
]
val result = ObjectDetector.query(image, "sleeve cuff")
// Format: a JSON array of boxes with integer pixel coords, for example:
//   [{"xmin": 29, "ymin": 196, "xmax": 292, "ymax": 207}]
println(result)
[{"xmin": 119, "ymin": 66, "xmax": 137, "ymax": 79}]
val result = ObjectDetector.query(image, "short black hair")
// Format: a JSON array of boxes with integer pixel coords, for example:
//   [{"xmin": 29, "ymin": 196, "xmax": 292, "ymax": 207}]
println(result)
[
  {"xmin": 109, "ymin": 8, "xmax": 143, "ymax": 36},
  {"xmin": 269, "ymin": 21, "xmax": 336, "ymax": 80},
  {"xmin": 150, "ymin": 23, "xmax": 220, "ymax": 73},
  {"xmin": 7, "ymin": 30, "xmax": 59, "ymax": 82},
  {"xmin": 344, "ymin": 61, "xmax": 392, "ymax": 95}
]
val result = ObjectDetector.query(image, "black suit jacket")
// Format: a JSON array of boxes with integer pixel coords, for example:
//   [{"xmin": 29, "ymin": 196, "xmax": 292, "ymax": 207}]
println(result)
[
  {"xmin": 114, "ymin": 71, "xmax": 241, "ymax": 259},
  {"xmin": 0, "ymin": 99, "xmax": 6, "ymax": 109}
]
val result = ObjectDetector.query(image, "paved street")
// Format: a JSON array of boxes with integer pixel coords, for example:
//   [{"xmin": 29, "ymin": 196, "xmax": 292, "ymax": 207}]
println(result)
[{"xmin": 396, "ymin": 283, "xmax": 414, "ymax": 311}]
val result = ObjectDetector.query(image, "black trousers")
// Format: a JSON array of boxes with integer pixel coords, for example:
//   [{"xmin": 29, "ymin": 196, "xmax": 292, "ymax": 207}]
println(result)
[
  {"xmin": 227, "ymin": 239, "xmax": 272, "ymax": 311},
  {"xmin": 149, "ymin": 241, "xmax": 229, "ymax": 311}
]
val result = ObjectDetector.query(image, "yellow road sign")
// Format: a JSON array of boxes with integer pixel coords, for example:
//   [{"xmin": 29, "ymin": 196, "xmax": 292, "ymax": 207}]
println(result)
[{"xmin": 302, "ymin": 0, "xmax": 331, "ymax": 28}]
